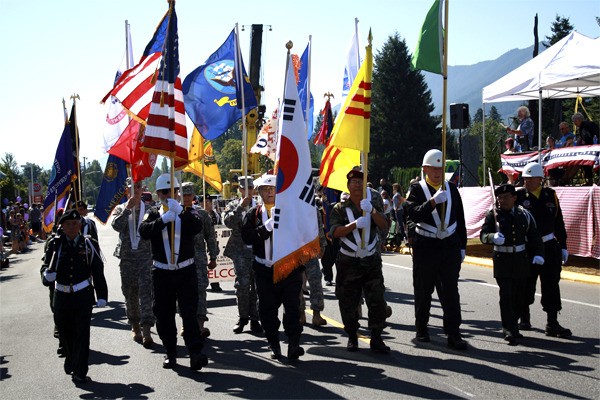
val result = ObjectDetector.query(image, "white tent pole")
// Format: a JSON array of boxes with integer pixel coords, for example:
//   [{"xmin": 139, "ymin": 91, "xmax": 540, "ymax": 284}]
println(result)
[
  {"xmin": 538, "ymin": 90, "xmax": 543, "ymax": 163},
  {"xmin": 482, "ymin": 103, "xmax": 486, "ymax": 186}
]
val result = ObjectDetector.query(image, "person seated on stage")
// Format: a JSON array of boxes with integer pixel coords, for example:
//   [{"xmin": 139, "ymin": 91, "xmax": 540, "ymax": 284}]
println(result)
[
  {"xmin": 572, "ymin": 112, "xmax": 599, "ymax": 185},
  {"xmin": 503, "ymin": 138, "xmax": 517, "ymax": 154},
  {"xmin": 556, "ymin": 122, "xmax": 575, "ymax": 148},
  {"xmin": 545, "ymin": 136, "xmax": 556, "ymax": 150}
]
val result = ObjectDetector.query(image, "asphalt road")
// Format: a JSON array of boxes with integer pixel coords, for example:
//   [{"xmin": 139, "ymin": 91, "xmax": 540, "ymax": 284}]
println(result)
[{"xmin": 1, "ymin": 219, "xmax": 599, "ymax": 399}]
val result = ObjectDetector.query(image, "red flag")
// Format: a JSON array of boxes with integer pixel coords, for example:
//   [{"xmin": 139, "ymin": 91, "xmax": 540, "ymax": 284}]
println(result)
[{"xmin": 314, "ymin": 98, "xmax": 333, "ymax": 145}]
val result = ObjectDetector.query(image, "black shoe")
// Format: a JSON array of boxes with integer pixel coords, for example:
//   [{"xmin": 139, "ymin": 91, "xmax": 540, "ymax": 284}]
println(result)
[
  {"xmin": 250, "ymin": 320, "xmax": 263, "ymax": 333},
  {"xmin": 503, "ymin": 330, "xmax": 518, "ymax": 346},
  {"xmin": 72, "ymin": 375, "xmax": 91, "ymax": 384},
  {"xmin": 519, "ymin": 321, "xmax": 532, "ymax": 330},
  {"xmin": 347, "ymin": 335, "xmax": 359, "ymax": 352},
  {"xmin": 514, "ymin": 331, "xmax": 524, "ymax": 339},
  {"xmin": 233, "ymin": 318, "xmax": 249, "ymax": 334},
  {"xmin": 269, "ymin": 342, "xmax": 282, "ymax": 359},
  {"xmin": 210, "ymin": 283, "xmax": 223, "ymax": 292},
  {"xmin": 545, "ymin": 323, "xmax": 572, "ymax": 338},
  {"xmin": 190, "ymin": 352, "xmax": 208, "ymax": 371},
  {"xmin": 325, "ymin": 281, "xmax": 334, "ymax": 287},
  {"xmin": 287, "ymin": 344, "xmax": 305, "ymax": 360},
  {"xmin": 447, "ymin": 334, "xmax": 468, "ymax": 350},
  {"xmin": 162, "ymin": 354, "xmax": 177, "ymax": 369},
  {"xmin": 370, "ymin": 330, "xmax": 391, "ymax": 354},
  {"xmin": 415, "ymin": 330, "xmax": 430, "ymax": 343}
]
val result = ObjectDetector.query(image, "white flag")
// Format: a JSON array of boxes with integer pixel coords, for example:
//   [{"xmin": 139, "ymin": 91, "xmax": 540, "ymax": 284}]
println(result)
[
  {"xmin": 271, "ymin": 54, "xmax": 321, "ymax": 283},
  {"xmin": 250, "ymin": 108, "xmax": 278, "ymax": 161}
]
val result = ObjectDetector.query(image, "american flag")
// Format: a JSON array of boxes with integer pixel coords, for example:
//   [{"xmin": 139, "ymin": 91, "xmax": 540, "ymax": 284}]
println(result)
[{"xmin": 101, "ymin": 4, "xmax": 187, "ymax": 167}]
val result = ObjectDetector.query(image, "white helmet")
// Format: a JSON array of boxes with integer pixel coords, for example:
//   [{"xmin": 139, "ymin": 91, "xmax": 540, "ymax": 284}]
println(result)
[
  {"xmin": 155, "ymin": 173, "xmax": 180, "ymax": 191},
  {"xmin": 521, "ymin": 162, "xmax": 544, "ymax": 178},
  {"xmin": 255, "ymin": 174, "xmax": 277, "ymax": 188},
  {"xmin": 422, "ymin": 149, "xmax": 444, "ymax": 167}
]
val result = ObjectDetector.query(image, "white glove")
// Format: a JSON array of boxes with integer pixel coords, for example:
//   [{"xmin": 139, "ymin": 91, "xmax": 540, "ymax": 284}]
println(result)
[
  {"xmin": 461, "ymin": 249, "xmax": 466, "ymax": 262},
  {"xmin": 161, "ymin": 210, "xmax": 176, "ymax": 224},
  {"xmin": 493, "ymin": 232, "xmax": 505, "ymax": 245},
  {"xmin": 431, "ymin": 189, "xmax": 448, "ymax": 205},
  {"xmin": 264, "ymin": 217, "xmax": 275, "ymax": 232},
  {"xmin": 359, "ymin": 199, "xmax": 373, "ymax": 214},
  {"xmin": 532, "ymin": 256, "xmax": 545, "ymax": 265},
  {"xmin": 43, "ymin": 270, "xmax": 56, "ymax": 282},
  {"xmin": 355, "ymin": 216, "xmax": 368, "ymax": 229},
  {"xmin": 561, "ymin": 249, "xmax": 569, "ymax": 265},
  {"xmin": 167, "ymin": 198, "xmax": 183, "ymax": 214},
  {"xmin": 96, "ymin": 299, "xmax": 107, "ymax": 308}
]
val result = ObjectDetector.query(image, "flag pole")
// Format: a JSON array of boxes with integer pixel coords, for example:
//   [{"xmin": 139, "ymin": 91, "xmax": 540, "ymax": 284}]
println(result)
[
  {"xmin": 360, "ymin": 30, "xmax": 373, "ymax": 250},
  {"xmin": 62, "ymin": 98, "xmax": 68, "ymax": 125},
  {"xmin": 440, "ymin": 0, "xmax": 449, "ymax": 231},
  {"xmin": 70, "ymin": 94, "xmax": 81, "ymax": 205},
  {"xmin": 235, "ymin": 23, "xmax": 249, "ymax": 181},
  {"xmin": 305, "ymin": 35, "xmax": 312, "ymax": 138},
  {"xmin": 169, "ymin": 157, "xmax": 176, "ymax": 264}
]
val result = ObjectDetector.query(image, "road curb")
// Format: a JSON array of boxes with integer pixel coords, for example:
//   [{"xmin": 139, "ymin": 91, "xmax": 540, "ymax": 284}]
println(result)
[{"xmin": 395, "ymin": 247, "xmax": 599, "ymax": 285}]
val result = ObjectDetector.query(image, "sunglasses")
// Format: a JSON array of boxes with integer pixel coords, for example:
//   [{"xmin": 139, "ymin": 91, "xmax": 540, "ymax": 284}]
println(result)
[{"xmin": 159, "ymin": 189, "xmax": 170, "ymax": 195}]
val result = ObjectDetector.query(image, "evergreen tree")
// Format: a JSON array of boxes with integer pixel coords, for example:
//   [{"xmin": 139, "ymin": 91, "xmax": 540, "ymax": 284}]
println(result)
[
  {"xmin": 370, "ymin": 33, "xmax": 438, "ymax": 183},
  {"xmin": 489, "ymin": 105, "xmax": 502, "ymax": 122}
]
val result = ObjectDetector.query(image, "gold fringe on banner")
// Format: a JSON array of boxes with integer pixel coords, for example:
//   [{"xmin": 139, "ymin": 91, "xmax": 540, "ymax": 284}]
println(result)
[{"xmin": 272, "ymin": 236, "xmax": 321, "ymax": 284}]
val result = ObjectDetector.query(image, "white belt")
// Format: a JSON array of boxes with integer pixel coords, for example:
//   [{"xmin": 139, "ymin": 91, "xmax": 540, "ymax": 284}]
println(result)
[
  {"xmin": 541, "ymin": 233, "xmax": 555, "ymax": 243},
  {"xmin": 55, "ymin": 278, "xmax": 91, "ymax": 293},
  {"xmin": 153, "ymin": 258, "xmax": 194, "ymax": 271},
  {"xmin": 254, "ymin": 256, "xmax": 273, "ymax": 267},
  {"xmin": 415, "ymin": 225, "xmax": 456, "ymax": 239},
  {"xmin": 339, "ymin": 247, "xmax": 377, "ymax": 258},
  {"xmin": 494, "ymin": 244, "xmax": 526, "ymax": 253}
]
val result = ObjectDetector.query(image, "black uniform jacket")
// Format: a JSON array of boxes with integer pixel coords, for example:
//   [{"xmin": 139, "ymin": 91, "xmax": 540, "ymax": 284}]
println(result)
[
  {"xmin": 516, "ymin": 187, "xmax": 567, "ymax": 250},
  {"xmin": 139, "ymin": 204, "xmax": 203, "ymax": 264},
  {"xmin": 41, "ymin": 233, "xmax": 108, "ymax": 303},
  {"xmin": 480, "ymin": 206, "xmax": 544, "ymax": 278},
  {"xmin": 241, "ymin": 204, "xmax": 271, "ymax": 260},
  {"xmin": 406, "ymin": 181, "xmax": 467, "ymax": 249}
]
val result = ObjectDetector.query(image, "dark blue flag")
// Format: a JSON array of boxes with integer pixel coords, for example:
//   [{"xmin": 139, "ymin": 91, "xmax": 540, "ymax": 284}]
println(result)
[
  {"xmin": 94, "ymin": 154, "xmax": 128, "ymax": 224},
  {"xmin": 298, "ymin": 43, "xmax": 314, "ymax": 139},
  {"xmin": 183, "ymin": 29, "xmax": 257, "ymax": 140},
  {"xmin": 42, "ymin": 118, "xmax": 77, "ymax": 232}
]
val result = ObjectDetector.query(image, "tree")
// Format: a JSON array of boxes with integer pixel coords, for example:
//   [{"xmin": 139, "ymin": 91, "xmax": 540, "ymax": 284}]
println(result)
[
  {"xmin": 544, "ymin": 15, "xmax": 574, "ymax": 47},
  {"xmin": 0, "ymin": 153, "xmax": 22, "ymax": 202},
  {"xmin": 488, "ymin": 105, "xmax": 502, "ymax": 123},
  {"xmin": 467, "ymin": 111, "xmax": 506, "ymax": 185},
  {"xmin": 216, "ymin": 139, "xmax": 243, "ymax": 182},
  {"xmin": 370, "ymin": 33, "xmax": 439, "ymax": 183}
]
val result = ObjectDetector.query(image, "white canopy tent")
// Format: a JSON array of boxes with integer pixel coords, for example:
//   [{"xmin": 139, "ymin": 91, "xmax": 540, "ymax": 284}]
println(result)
[{"xmin": 480, "ymin": 31, "xmax": 600, "ymax": 184}]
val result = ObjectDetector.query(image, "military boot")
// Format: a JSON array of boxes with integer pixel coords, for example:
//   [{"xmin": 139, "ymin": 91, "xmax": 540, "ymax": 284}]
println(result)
[
  {"xmin": 347, "ymin": 333, "xmax": 359, "ymax": 352},
  {"xmin": 519, "ymin": 307, "xmax": 532, "ymax": 330},
  {"xmin": 142, "ymin": 325, "xmax": 154, "ymax": 349},
  {"xmin": 312, "ymin": 311, "xmax": 327, "ymax": 326},
  {"xmin": 131, "ymin": 322, "xmax": 142, "ymax": 343},
  {"xmin": 198, "ymin": 317, "xmax": 211, "ymax": 339},
  {"xmin": 162, "ymin": 349, "xmax": 177, "ymax": 369},
  {"xmin": 250, "ymin": 319, "xmax": 263, "ymax": 333},
  {"xmin": 233, "ymin": 318, "xmax": 249, "ymax": 334},
  {"xmin": 370, "ymin": 329, "xmax": 391, "ymax": 354},
  {"xmin": 287, "ymin": 334, "xmax": 305, "ymax": 360},
  {"xmin": 545, "ymin": 311, "xmax": 572, "ymax": 338},
  {"xmin": 269, "ymin": 341, "xmax": 282, "ymax": 359}
]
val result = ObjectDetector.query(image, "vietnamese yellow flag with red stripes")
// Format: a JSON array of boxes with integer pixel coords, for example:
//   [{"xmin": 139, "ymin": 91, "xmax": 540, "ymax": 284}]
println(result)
[
  {"xmin": 183, "ymin": 127, "xmax": 223, "ymax": 192},
  {"xmin": 320, "ymin": 30, "xmax": 372, "ymax": 193}
]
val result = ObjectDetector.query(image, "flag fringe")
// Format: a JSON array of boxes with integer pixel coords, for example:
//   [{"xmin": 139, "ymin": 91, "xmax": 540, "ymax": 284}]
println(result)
[{"xmin": 272, "ymin": 236, "xmax": 321, "ymax": 284}]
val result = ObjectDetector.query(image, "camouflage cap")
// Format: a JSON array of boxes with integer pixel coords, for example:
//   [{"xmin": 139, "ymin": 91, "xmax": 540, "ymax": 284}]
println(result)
[
  {"xmin": 181, "ymin": 182, "xmax": 195, "ymax": 195},
  {"xmin": 238, "ymin": 176, "xmax": 254, "ymax": 189}
]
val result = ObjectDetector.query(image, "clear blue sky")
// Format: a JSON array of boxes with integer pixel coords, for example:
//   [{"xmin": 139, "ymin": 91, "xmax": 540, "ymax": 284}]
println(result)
[{"xmin": 1, "ymin": 0, "xmax": 599, "ymax": 170}]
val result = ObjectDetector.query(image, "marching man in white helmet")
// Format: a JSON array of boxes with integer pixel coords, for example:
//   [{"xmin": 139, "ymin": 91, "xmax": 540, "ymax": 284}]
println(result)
[
  {"xmin": 406, "ymin": 149, "xmax": 468, "ymax": 350},
  {"xmin": 138, "ymin": 174, "xmax": 208, "ymax": 370},
  {"xmin": 516, "ymin": 162, "xmax": 572, "ymax": 338}
]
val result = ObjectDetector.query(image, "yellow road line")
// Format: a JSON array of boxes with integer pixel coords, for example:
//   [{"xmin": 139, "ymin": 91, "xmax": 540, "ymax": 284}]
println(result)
[{"xmin": 305, "ymin": 309, "xmax": 371, "ymax": 343}]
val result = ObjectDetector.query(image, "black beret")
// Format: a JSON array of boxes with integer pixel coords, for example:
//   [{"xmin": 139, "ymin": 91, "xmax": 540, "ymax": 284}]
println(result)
[
  {"xmin": 59, "ymin": 209, "xmax": 81, "ymax": 224},
  {"xmin": 71, "ymin": 200, "xmax": 87, "ymax": 209},
  {"xmin": 495, "ymin": 184, "xmax": 516, "ymax": 196},
  {"xmin": 346, "ymin": 170, "xmax": 364, "ymax": 181}
]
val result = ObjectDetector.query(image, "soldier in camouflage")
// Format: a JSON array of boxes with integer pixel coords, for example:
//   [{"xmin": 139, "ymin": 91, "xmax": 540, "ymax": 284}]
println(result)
[
  {"xmin": 181, "ymin": 182, "xmax": 219, "ymax": 339},
  {"xmin": 300, "ymin": 208, "xmax": 328, "ymax": 326},
  {"xmin": 111, "ymin": 180, "xmax": 155, "ymax": 348},
  {"xmin": 223, "ymin": 176, "xmax": 262, "ymax": 334}
]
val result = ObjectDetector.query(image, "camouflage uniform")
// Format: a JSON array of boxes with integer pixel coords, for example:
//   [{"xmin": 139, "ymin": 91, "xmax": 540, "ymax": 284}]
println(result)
[
  {"xmin": 223, "ymin": 197, "xmax": 259, "ymax": 321},
  {"xmin": 193, "ymin": 206, "xmax": 219, "ymax": 320},
  {"xmin": 112, "ymin": 204, "xmax": 155, "ymax": 327},
  {"xmin": 300, "ymin": 209, "xmax": 328, "ymax": 312}
]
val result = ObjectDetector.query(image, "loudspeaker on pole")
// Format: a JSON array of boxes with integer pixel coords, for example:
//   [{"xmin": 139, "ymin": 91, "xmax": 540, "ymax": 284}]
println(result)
[{"xmin": 450, "ymin": 103, "xmax": 469, "ymax": 129}]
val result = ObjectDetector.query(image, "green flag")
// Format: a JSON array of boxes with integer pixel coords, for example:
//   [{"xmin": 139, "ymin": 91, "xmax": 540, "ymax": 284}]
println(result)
[{"xmin": 411, "ymin": 0, "xmax": 444, "ymax": 74}]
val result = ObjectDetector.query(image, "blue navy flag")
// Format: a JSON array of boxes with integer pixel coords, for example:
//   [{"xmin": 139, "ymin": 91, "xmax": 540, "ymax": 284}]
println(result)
[
  {"xmin": 42, "ymin": 116, "xmax": 77, "ymax": 232},
  {"xmin": 298, "ymin": 43, "xmax": 314, "ymax": 139},
  {"xmin": 94, "ymin": 154, "xmax": 128, "ymax": 224},
  {"xmin": 183, "ymin": 29, "xmax": 257, "ymax": 140}
]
